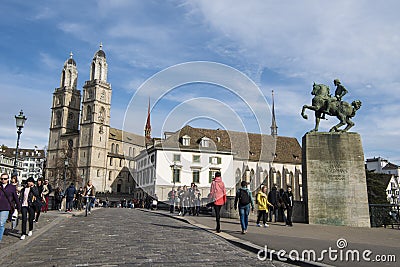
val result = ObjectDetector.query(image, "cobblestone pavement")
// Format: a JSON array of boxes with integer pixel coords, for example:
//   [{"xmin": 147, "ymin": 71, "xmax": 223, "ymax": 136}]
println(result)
[{"xmin": 0, "ymin": 208, "xmax": 292, "ymax": 267}]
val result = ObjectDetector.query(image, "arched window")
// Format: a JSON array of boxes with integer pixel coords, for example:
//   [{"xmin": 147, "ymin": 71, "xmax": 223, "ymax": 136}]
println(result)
[
  {"xmin": 111, "ymin": 143, "xmax": 115, "ymax": 153},
  {"xmin": 109, "ymin": 171, "xmax": 112, "ymax": 181},
  {"xmin": 129, "ymin": 147, "xmax": 132, "ymax": 157},
  {"xmin": 86, "ymin": 106, "xmax": 92, "ymax": 121},
  {"xmin": 55, "ymin": 111, "xmax": 62, "ymax": 126},
  {"xmin": 116, "ymin": 144, "xmax": 119, "ymax": 154}
]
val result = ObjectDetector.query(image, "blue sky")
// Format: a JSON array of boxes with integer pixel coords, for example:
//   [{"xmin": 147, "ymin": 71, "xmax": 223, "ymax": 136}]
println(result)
[{"xmin": 0, "ymin": 0, "xmax": 399, "ymax": 164}]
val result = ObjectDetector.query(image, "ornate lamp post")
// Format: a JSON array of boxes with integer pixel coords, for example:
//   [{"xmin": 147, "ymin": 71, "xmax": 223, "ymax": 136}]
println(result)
[{"xmin": 13, "ymin": 110, "xmax": 27, "ymax": 174}]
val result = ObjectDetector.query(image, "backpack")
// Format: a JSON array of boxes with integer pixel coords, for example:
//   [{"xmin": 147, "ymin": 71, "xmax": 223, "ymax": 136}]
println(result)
[{"xmin": 239, "ymin": 189, "xmax": 250, "ymax": 205}]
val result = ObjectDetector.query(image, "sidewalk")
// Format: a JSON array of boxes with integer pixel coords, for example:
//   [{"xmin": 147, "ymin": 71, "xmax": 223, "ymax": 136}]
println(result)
[
  {"xmin": 148, "ymin": 209, "xmax": 400, "ymax": 267},
  {"xmin": 0, "ymin": 209, "xmax": 86, "ymax": 254}
]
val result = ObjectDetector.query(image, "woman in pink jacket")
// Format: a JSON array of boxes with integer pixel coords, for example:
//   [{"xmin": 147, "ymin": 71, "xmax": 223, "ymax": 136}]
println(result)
[{"xmin": 209, "ymin": 172, "xmax": 226, "ymax": 233}]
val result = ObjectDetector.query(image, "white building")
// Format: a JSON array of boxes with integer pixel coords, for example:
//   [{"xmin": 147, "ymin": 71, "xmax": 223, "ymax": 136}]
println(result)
[
  {"xmin": 0, "ymin": 147, "xmax": 44, "ymax": 181},
  {"xmin": 134, "ymin": 125, "xmax": 302, "ymax": 202},
  {"xmin": 386, "ymin": 175, "xmax": 400, "ymax": 205},
  {"xmin": 366, "ymin": 157, "xmax": 400, "ymax": 177}
]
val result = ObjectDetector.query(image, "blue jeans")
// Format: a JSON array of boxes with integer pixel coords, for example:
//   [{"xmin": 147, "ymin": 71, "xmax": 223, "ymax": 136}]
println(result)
[
  {"xmin": 239, "ymin": 204, "xmax": 251, "ymax": 231},
  {"xmin": 0, "ymin": 211, "xmax": 9, "ymax": 241}
]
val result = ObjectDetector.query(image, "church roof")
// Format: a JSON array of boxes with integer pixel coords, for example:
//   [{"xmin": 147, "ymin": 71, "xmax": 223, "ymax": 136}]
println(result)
[
  {"xmin": 156, "ymin": 125, "xmax": 301, "ymax": 164},
  {"xmin": 109, "ymin": 127, "xmax": 145, "ymax": 146}
]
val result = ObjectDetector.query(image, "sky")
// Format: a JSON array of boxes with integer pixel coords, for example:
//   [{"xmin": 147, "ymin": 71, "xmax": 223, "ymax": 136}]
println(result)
[{"xmin": 0, "ymin": 0, "xmax": 399, "ymax": 164}]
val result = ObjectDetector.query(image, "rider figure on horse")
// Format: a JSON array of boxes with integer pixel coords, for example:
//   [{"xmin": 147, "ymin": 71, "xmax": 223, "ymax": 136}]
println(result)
[
  {"xmin": 333, "ymin": 79, "xmax": 348, "ymax": 101},
  {"xmin": 321, "ymin": 78, "xmax": 348, "ymax": 119}
]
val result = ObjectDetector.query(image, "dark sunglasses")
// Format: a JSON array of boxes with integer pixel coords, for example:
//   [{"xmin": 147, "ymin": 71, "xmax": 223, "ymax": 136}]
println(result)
[{"xmin": 1, "ymin": 178, "xmax": 9, "ymax": 180}]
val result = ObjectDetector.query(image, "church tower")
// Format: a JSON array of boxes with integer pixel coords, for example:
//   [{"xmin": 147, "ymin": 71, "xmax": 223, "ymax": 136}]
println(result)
[
  {"xmin": 46, "ymin": 52, "xmax": 81, "ymax": 185},
  {"xmin": 78, "ymin": 44, "xmax": 111, "ymax": 192},
  {"xmin": 270, "ymin": 90, "xmax": 278, "ymax": 137}
]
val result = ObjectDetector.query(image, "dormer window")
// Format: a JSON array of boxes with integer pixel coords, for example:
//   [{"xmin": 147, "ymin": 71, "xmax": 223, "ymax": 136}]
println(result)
[
  {"xmin": 200, "ymin": 137, "xmax": 210, "ymax": 147},
  {"xmin": 182, "ymin": 135, "xmax": 191, "ymax": 146}
]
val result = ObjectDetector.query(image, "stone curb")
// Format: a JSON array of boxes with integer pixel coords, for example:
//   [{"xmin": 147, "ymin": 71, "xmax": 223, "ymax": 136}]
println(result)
[{"xmin": 141, "ymin": 209, "xmax": 333, "ymax": 267}]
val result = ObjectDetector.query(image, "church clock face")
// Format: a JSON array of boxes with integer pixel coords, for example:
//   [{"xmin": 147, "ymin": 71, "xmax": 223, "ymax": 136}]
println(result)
[{"xmin": 100, "ymin": 90, "xmax": 105, "ymax": 101}]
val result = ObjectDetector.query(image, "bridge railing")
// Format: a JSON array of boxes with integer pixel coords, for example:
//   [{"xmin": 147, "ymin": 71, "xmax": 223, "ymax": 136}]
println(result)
[{"xmin": 369, "ymin": 204, "xmax": 400, "ymax": 228}]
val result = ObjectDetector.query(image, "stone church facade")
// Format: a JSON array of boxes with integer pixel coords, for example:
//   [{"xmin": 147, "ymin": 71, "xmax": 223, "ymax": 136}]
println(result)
[{"xmin": 45, "ymin": 45, "xmax": 145, "ymax": 193}]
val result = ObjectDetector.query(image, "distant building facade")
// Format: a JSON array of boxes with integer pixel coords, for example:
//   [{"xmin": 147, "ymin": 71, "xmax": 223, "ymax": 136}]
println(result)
[{"xmin": 0, "ymin": 147, "xmax": 45, "ymax": 181}]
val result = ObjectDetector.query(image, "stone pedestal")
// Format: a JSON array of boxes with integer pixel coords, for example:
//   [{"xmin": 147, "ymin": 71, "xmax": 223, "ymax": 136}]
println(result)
[{"xmin": 302, "ymin": 132, "xmax": 370, "ymax": 227}]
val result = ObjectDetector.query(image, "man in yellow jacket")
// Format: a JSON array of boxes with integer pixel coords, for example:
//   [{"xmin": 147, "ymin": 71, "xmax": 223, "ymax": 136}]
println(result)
[{"xmin": 256, "ymin": 185, "xmax": 273, "ymax": 227}]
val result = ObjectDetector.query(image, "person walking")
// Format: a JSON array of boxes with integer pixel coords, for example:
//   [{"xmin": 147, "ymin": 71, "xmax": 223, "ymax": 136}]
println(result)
[
  {"xmin": 256, "ymin": 185, "xmax": 273, "ymax": 228},
  {"xmin": 54, "ymin": 187, "xmax": 63, "ymax": 211},
  {"xmin": 282, "ymin": 186, "xmax": 294, "ymax": 227},
  {"xmin": 167, "ymin": 187, "xmax": 176, "ymax": 213},
  {"xmin": 193, "ymin": 185, "xmax": 201, "ymax": 216},
  {"xmin": 76, "ymin": 187, "xmax": 84, "ymax": 211},
  {"xmin": 34, "ymin": 179, "xmax": 44, "ymax": 222},
  {"xmin": 83, "ymin": 181, "xmax": 95, "ymax": 214},
  {"xmin": 19, "ymin": 177, "xmax": 40, "ymax": 240},
  {"xmin": 64, "ymin": 183, "xmax": 76, "ymax": 212},
  {"xmin": 234, "ymin": 181, "xmax": 254, "ymax": 234},
  {"xmin": 267, "ymin": 185, "xmax": 279, "ymax": 222},
  {"xmin": 209, "ymin": 172, "xmax": 226, "ymax": 233},
  {"xmin": 0, "ymin": 173, "xmax": 20, "ymax": 242},
  {"xmin": 42, "ymin": 179, "xmax": 52, "ymax": 213}
]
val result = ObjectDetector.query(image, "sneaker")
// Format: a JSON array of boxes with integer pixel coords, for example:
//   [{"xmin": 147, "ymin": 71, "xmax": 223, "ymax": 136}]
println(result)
[
  {"xmin": 88, "ymin": 211, "xmax": 91, "ymax": 215},
  {"xmin": 28, "ymin": 231, "xmax": 33, "ymax": 236},
  {"xmin": 20, "ymin": 235, "xmax": 26, "ymax": 240},
  {"xmin": 264, "ymin": 223, "xmax": 269, "ymax": 228},
  {"xmin": 178, "ymin": 212, "xmax": 182, "ymax": 216},
  {"xmin": 256, "ymin": 223, "xmax": 261, "ymax": 227},
  {"xmin": 241, "ymin": 230, "xmax": 246, "ymax": 234}
]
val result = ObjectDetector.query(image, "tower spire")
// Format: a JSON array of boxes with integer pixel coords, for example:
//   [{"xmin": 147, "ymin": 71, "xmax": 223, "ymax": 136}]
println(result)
[
  {"xmin": 271, "ymin": 90, "xmax": 278, "ymax": 137},
  {"xmin": 145, "ymin": 98, "xmax": 152, "ymax": 144}
]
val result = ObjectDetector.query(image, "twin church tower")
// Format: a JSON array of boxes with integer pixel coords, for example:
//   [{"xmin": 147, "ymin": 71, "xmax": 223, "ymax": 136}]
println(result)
[{"xmin": 45, "ymin": 45, "xmax": 145, "ymax": 193}]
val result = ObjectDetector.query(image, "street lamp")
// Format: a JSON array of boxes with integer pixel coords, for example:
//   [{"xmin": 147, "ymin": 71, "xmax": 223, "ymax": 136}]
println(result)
[
  {"xmin": 13, "ymin": 110, "xmax": 27, "ymax": 174},
  {"xmin": 64, "ymin": 158, "xmax": 69, "ymax": 190}
]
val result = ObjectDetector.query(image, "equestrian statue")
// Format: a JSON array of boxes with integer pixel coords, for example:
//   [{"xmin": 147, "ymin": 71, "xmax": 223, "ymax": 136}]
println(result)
[{"xmin": 301, "ymin": 79, "xmax": 362, "ymax": 133}]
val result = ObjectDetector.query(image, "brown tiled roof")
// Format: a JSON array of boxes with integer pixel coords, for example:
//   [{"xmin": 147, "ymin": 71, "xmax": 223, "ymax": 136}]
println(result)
[
  {"xmin": 383, "ymin": 162, "xmax": 399, "ymax": 170},
  {"xmin": 157, "ymin": 125, "xmax": 302, "ymax": 164},
  {"xmin": 109, "ymin": 127, "xmax": 145, "ymax": 146}
]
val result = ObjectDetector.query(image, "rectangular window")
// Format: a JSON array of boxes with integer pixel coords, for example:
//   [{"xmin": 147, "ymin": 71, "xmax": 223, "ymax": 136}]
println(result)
[
  {"xmin": 173, "ymin": 168, "xmax": 180, "ymax": 183},
  {"xmin": 209, "ymin": 156, "xmax": 221, "ymax": 164},
  {"xmin": 209, "ymin": 170, "xmax": 218, "ymax": 183},
  {"xmin": 173, "ymin": 154, "xmax": 181, "ymax": 162},
  {"xmin": 192, "ymin": 169, "xmax": 200, "ymax": 183},
  {"xmin": 193, "ymin": 155, "xmax": 200, "ymax": 163}
]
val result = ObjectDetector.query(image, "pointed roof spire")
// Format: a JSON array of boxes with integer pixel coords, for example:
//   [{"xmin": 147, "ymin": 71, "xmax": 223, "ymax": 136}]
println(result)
[
  {"xmin": 99, "ymin": 42, "xmax": 103, "ymax": 50},
  {"xmin": 69, "ymin": 51, "xmax": 73, "ymax": 58},
  {"xmin": 145, "ymin": 98, "xmax": 152, "ymax": 143},
  {"xmin": 271, "ymin": 90, "xmax": 278, "ymax": 137}
]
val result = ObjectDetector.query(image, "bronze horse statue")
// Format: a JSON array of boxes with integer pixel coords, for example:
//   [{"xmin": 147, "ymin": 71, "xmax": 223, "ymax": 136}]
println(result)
[{"xmin": 301, "ymin": 83, "xmax": 362, "ymax": 133}]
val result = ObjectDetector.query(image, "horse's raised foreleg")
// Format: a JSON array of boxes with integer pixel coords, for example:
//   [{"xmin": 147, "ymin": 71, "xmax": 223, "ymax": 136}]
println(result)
[{"xmin": 301, "ymin": 105, "xmax": 317, "ymax": 120}]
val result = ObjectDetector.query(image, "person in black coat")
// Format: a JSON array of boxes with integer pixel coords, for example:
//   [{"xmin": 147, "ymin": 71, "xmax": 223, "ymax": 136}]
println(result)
[
  {"xmin": 282, "ymin": 186, "xmax": 294, "ymax": 226},
  {"xmin": 267, "ymin": 185, "xmax": 278, "ymax": 222},
  {"xmin": 64, "ymin": 183, "xmax": 76, "ymax": 212}
]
